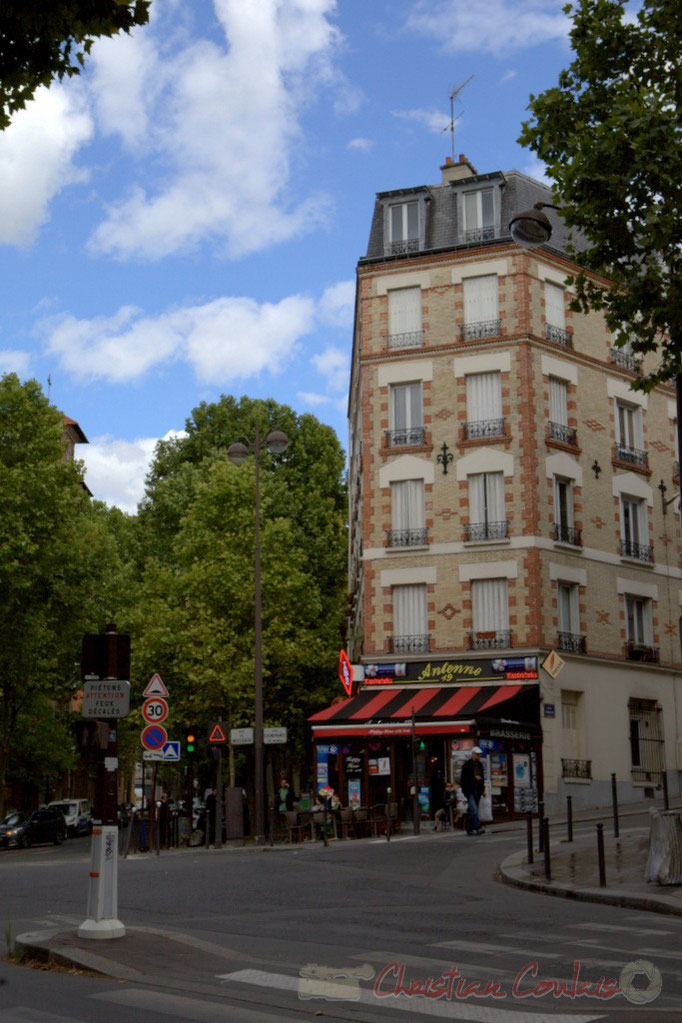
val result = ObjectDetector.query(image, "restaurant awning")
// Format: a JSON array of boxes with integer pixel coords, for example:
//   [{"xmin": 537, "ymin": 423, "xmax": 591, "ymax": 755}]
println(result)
[{"xmin": 309, "ymin": 683, "xmax": 539, "ymax": 738}]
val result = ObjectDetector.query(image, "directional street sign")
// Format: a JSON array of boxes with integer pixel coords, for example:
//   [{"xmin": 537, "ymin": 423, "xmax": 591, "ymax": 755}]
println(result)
[
  {"xmin": 82, "ymin": 680, "xmax": 130, "ymax": 719},
  {"xmin": 142, "ymin": 697, "xmax": 169, "ymax": 725},
  {"xmin": 208, "ymin": 722, "xmax": 227, "ymax": 744},
  {"xmin": 230, "ymin": 727, "xmax": 254, "ymax": 746},
  {"xmin": 143, "ymin": 740, "xmax": 181, "ymax": 762},
  {"xmin": 143, "ymin": 673, "xmax": 169, "ymax": 699},
  {"xmin": 264, "ymin": 727, "xmax": 288, "ymax": 745},
  {"xmin": 140, "ymin": 724, "xmax": 168, "ymax": 751}
]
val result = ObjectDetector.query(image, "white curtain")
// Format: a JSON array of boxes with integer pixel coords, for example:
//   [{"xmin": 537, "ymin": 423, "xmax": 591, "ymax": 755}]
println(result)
[
  {"xmin": 388, "ymin": 287, "xmax": 421, "ymax": 335},
  {"xmin": 471, "ymin": 579, "xmax": 509, "ymax": 632},
  {"xmin": 621, "ymin": 496, "xmax": 648, "ymax": 545},
  {"xmin": 391, "ymin": 382, "xmax": 422, "ymax": 429},
  {"xmin": 549, "ymin": 378, "xmax": 568, "ymax": 425},
  {"xmin": 391, "ymin": 480, "xmax": 424, "ymax": 530},
  {"xmin": 545, "ymin": 282, "xmax": 565, "ymax": 329},
  {"xmin": 558, "ymin": 583, "xmax": 579, "ymax": 632},
  {"xmin": 463, "ymin": 275, "xmax": 498, "ymax": 323},
  {"xmin": 554, "ymin": 477, "xmax": 574, "ymax": 527},
  {"xmin": 468, "ymin": 472, "xmax": 504, "ymax": 523},
  {"xmin": 466, "ymin": 372, "xmax": 502, "ymax": 421},
  {"xmin": 393, "ymin": 584, "xmax": 427, "ymax": 635},
  {"xmin": 616, "ymin": 402, "xmax": 643, "ymax": 448}
]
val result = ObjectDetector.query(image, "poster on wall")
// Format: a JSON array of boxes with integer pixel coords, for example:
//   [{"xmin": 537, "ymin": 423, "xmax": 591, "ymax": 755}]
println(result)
[
  {"xmin": 478, "ymin": 757, "xmax": 493, "ymax": 823},
  {"xmin": 489, "ymin": 753, "xmax": 508, "ymax": 790},
  {"xmin": 348, "ymin": 778, "xmax": 361, "ymax": 807},
  {"xmin": 513, "ymin": 753, "xmax": 531, "ymax": 789},
  {"xmin": 316, "ymin": 762, "xmax": 329, "ymax": 793},
  {"xmin": 377, "ymin": 756, "xmax": 391, "ymax": 776},
  {"xmin": 418, "ymin": 786, "xmax": 430, "ymax": 815}
]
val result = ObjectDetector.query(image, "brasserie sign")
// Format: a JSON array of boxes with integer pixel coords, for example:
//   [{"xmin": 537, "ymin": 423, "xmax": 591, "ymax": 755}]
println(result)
[{"xmin": 362, "ymin": 656, "xmax": 538, "ymax": 686}]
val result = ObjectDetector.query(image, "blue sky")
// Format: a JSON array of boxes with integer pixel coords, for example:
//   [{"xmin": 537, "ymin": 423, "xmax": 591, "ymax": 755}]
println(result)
[{"xmin": 0, "ymin": 0, "xmax": 573, "ymax": 511}]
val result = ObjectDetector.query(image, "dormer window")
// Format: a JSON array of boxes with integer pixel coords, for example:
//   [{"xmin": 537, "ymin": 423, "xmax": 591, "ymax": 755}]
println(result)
[
  {"xmin": 388, "ymin": 201, "xmax": 419, "ymax": 255},
  {"xmin": 463, "ymin": 188, "xmax": 495, "ymax": 242}
]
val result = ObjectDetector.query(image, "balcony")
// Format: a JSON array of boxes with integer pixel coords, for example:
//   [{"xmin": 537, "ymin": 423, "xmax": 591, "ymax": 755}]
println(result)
[
  {"xmin": 386, "ymin": 528, "xmax": 428, "ymax": 548},
  {"xmin": 385, "ymin": 427, "xmax": 426, "ymax": 448},
  {"xmin": 610, "ymin": 347, "xmax": 641, "ymax": 373},
  {"xmin": 465, "ymin": 225, "xmax": 496, "ymax": 243},
  {"xmin": 553, "ymin": 523, "xmax": 582, "ymax": 546},
  {"xmin": 614, "ymin": 443, "xmax": 648, "ymax": 469},
  {"xmin": 388, "ymin": 238, "xmax": 420, "ymax": 256},
  {"xmin": 562, "ymin": 758, "xmax": 592, "ymax": 780},
  {"xmin": 387, "ymin": 634, "xmax": 430, "ymax": 654},
  {"xmin": 626, "ymin": 642, "xmax": 660, "ymax": 663},
  {"xmin": 387, "ymin": 329, "xmax": 424, "ymax": 350},
  {"xmin": 557, "ymin": 631, "xmax": 586, "ymax": 654},
  {"xmin": 464, "ymin": 520, "xmax": 509, "ymax": 542},
  {"xmin": 468, "ymin": 630, "xmax": 511, "ymax": 650},
  {"xmin": 460, "ymin": 319, "xmax": 501, "ymax": 342},
  {"xmin": 545, "ymin": 324, "xmax": 573, "ymax": 348},
  {"xmin": 464, "ymin": 417, "xmax": 505, "ymax": 440},
  {"xmin": 548, "ymin": 421, "xmax": 578, "ymax": 447},
  {"xmin": 620, "ymin": 539, "xmax": 653, "ymax": 562}
]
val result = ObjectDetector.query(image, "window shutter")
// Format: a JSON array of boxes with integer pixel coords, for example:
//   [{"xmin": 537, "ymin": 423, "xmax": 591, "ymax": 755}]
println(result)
[
  {"xmin": 388, "ymin": 287, "xmax": 421, "ymax": 336},
  {"xmin": 393, "ymin": 584, "xmax": 426, "ymax": 636},
  {"xmin": 471, "ymin": 579, "xmax": 509, "ymax": 632},
  {"xmin": 466, "ymin": 372, "xmax": 501, "ymax": 421},
  {"xmin": 549, "ymin": 378, "xmax": 568, "ymax": 425},
  {"xmin": 463, "ymin": 275, "xmax": 498, "ymax": 324},
  {"xmin": 487, "ymin": 472, "xmax": 505, "ymax": 521},
  {"xmin": 545, "ymin": 282, "xmax": 565, "ymax": 329}
]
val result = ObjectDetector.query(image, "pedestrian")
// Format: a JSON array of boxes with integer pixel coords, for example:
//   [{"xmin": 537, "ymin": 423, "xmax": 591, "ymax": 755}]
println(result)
[
  {"xmin": 158, "ymin": 792, "xmax": 171, "ymax": 848},
  {"xmin": 278, "ymin": 777, "xmax": 294, "ymax": 814},
  {"xmin": 460, "ymin": 747, "xmax": 486, "ymax": 836},
  {"xmin": 434, "ymin": 781, "xmax": 455, "ymax": 831}
]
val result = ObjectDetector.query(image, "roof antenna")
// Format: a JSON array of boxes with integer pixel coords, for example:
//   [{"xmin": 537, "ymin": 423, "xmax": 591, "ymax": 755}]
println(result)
[
  {"xmin": 444, "ymin": 75, "xmax": 475, "ymax": 160},
  {"xmin": 47, "ymin": 374, "xmax": 52, "ymax": 401}
]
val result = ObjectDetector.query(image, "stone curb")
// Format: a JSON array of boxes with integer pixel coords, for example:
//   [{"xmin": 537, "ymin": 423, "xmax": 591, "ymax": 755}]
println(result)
[{"xmin": 14, "ymin": 929, "xmax": 144, "ymax": 980}]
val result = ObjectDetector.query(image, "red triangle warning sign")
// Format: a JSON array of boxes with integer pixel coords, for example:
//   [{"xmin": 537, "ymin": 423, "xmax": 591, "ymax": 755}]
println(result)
[
  {"xmin": 144, "ymin": 673, "xmax": 169, "ymax": 698},
  {"xmin": 208, "ymin": 722, "xmax": 227, "ymax": 744}
]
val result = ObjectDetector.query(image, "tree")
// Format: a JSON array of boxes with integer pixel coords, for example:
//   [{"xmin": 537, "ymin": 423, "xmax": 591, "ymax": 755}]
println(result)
[
  {"xmin": 0, "ymin": 0, "xmax": 151, "ymax": 131},
  {"xmin": 519, "ymin": 0, "xmax": 682, "ymax": 390}
]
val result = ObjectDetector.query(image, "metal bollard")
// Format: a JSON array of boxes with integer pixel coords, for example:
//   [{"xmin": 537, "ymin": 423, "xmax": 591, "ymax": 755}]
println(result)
[
  {"xmin": 543, "ymin": 818, "xmax": 551, "ymax": 880},
  {"xmin": 567, "ymin": 795, "xmax": 573, "ymax": 843},
  {"xmin": 386, "ymin": 787, "xmax": 392, "ymax": 842},
  {"xmin": 538, "ymin": 801, "xmax": 545, "ymax": 852},
  {"xmin": 322, "ymin": 800, "xmax": 329, "ymax": 847},
  {"xmin": 526, "ymin": 811, "xmax": 534, "ymax": 865},
  {"xmin": 611, "ymin": 773, "xmax": 619, "ymax": 838},
  {"xmin": 596, "ymin": 822, "xmax": 606, "ymax": 886}
]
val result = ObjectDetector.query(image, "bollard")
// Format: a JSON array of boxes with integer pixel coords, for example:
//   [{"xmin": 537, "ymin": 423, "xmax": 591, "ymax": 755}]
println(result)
[
  {"xmin": 597, "ymin": 822, "xmax": 606, "ymax": 886},
  {"xmin": 526, "ymin": 811, "xmax": 534, "ymax": 865},
  {"xmin": 386, "ymin": 787, "xmax": 392, "ymax": 842},
  {"xmin": 662, "ymin": 771, "xmax": 670, "ymax": 812},
  {"xmin": 543, "ymin": 818, "xmax": 551, "ymax": 881},
  {"xmin": 322, "ymin": 799, "xmax": 329, "ymax": 847},
  {"xmin": 538, "ymin": 801, "xmax": 545, "ymax": 853},
  {"xmin": 567, "ymin": 795, "xmax": 573, "ymax": 843},
  {"xmin": 611, "ymin": 773, "xmax": 619, "ymax": 838}
]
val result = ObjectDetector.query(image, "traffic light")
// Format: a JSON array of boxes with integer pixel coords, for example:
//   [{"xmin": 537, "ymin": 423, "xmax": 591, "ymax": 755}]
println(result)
[
  {"xmin": 186, "ymin": 728, "xmax": 196, "ymax": 755},
  {"xmin": 419, "ymin": 740, "xmax": 426, "ymax": 752}
]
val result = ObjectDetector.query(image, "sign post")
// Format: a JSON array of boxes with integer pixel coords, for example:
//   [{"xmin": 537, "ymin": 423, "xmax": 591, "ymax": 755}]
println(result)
[{"xmin": 208, "ymin": 722, "xmax": 227, "ymax": 849}]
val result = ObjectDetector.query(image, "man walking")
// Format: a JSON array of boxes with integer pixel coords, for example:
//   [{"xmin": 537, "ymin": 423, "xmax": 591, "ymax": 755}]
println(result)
[{"xmin": 460, "ymin": 747, "xmax": 486, "ymax": 836}]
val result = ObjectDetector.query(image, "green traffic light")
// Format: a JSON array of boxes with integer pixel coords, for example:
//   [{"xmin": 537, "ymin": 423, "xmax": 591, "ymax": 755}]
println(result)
[{"xmin": 186, "ymin": 731, "xmax": 195, "ymax": 753}]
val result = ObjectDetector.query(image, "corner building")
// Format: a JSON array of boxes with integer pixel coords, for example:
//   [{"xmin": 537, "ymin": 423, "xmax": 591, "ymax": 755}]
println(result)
[{"xmin": 315, "ymin": 156, "xmax": 682, "ymax": 819}]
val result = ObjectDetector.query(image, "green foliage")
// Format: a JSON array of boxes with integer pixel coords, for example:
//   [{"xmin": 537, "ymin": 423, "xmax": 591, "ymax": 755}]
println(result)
[
  {"xmin": 0, "ymin": 1, "xmax": 151, "ymax": 130},
  {"xmin": 519, "ymin": 0, "xmax": 682, "ymax": 389}
]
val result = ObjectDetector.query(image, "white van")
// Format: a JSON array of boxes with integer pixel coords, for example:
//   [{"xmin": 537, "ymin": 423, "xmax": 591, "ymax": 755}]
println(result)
[{"xmin": 48, "ymin": 799, "xmax": 92, "ymax": 837}]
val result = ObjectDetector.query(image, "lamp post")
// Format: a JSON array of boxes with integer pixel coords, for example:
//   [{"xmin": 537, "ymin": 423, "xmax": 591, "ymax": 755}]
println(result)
[{"xmin": 227, "ymin": 425, "xmax": 289, "ymax": 844}]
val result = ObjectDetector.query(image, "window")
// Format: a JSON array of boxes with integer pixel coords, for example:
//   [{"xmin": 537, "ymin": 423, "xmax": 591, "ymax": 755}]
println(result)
[
  {"xmin": 470, "ymin": 579, "xmax": 510, "ymax": 649},
  {"xmin": 625, "ymin": 595, "xmax": 658, "ymax": 661},
  {"xmin": 548, "ymin": 377, "xmax": 576, "ymax": 445},
  {"xmin": 388, "ymin": 382, "xmax": 424, "ymax": 446},
  {"xmin": 545, "ymin": 283, "xmax": 571, "ymax": 347},
  {"xmin": 391, "ymin": 584, "xmax": 428, "ymax": 652},
  {"xmin": 561, "ymin": 691, "xmax": 590, "ymax": 778},
  {"xmin": 462, "ymin": 275, "xmax": 500, "ymax": 340},
  {"xmin": 466, "ymin": 472, "xmax": 506, "ymax": 541},
  {"xmin": 388, "ymin": 201, "xmax": 419, "ymax": 255},
  {"xmin": 462, "ymin": 188, "xmax": 495, "ymax": 242},
  {"xmin": 629, "ymin": 699, "xmax": 664, "ymax": 782},
  {"xmin": 388, "ymin": 287, "xmax": 422, "ymax": 348},
  {"xmin": 557, "ymin": 583, "xmax": 583, "ymax": 652},
  {"xmin": 465, "ymin": 371, "xmax": 503, "ymax": 439},
  {"xmin": 553, "ymin": 476, "xmax": 581, "ymax": 545},
  {"xmin": 389, "ymin": 480, "xmax": 426, "ymax": 547},
  {"xmin": 615, "ymin": 400, "xmax": 646, "ymax": 467},
  {"xmin": 620, "ymin": 496, "xmax": 651, "ymax": 560}
]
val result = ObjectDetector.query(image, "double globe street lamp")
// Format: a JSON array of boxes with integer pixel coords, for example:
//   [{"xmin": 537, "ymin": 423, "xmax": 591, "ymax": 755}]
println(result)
[{"xmin": 228, "ymin": 427, "xmax": 289, "ymax": 844}]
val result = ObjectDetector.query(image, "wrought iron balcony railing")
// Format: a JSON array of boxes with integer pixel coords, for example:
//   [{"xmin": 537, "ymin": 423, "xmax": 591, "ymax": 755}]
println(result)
[
  {"xmin": 388, "ymin": 239, "xmax": 420, "ymax": 256},
  {"xmin": 610, "ymin": 347, "xmax": 641, "ymax": 373},
  {"xmin": 614, "ymin": 443, "xmax": 648, "ymax": 468},
  {"xmin": 387, "ymin": 634, "xmax": 430, "ymax": 654},
  {"xmin": 464, "ymin": 417, "xmax": 505, "ymax": 440},
  {"xmin": 387, "ymin": 329, "xmax": 424, "ymax": 350},
  {"xmin": 553, "ymin": 523, "xmax": 582, "ymax": 546},
  {"xmin": 626, "ymin": 643, "xmax": 659, "ymax": 663},
  {"xmin": 545, "ymin": 324, "xmax": 573, "ymax": 348},
  {"xmin": 557, "ymin": 631, "xmax": 586, "ymax": 654},
  {"xmin": 385, "ymin": 427, "xmax": 426, "ymax": 448},
  {"xmin": 464, "ymin": 520, "xmax": 509, "ymax": 542},
  {"xmin": 386, "ymin": 528, "xmax": 428, "ymax": 548},
  {"xmin": 620, "ymin": 539, "xmax": 653, "ymax": 562},
  {"xmin": 465, "ymin": 225, "xmax": 496, "ymax": 243},
  {"xmin": 561, "ymin": 758, "xmax": 592, "ymax": 780},
  {"xmin": 468, "ymin": 630, "xmax": 511, "ymax": 650},
  {"xmin": 460, "ymin": 319, "xmax": 502, "ymax": 342},
  {"xmin": 548, "ymin": 421, "xmax": 578, "ymax": 446}
]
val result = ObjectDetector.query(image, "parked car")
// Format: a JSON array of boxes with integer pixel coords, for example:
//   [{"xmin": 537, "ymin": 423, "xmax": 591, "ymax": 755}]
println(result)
[
  {"xmin": 0, "ymin": 808, "xmax": 66, "ymax": 848},
  {"xmin": 47, "ymin": 799, "xmax": 92, "ymax": 837}
]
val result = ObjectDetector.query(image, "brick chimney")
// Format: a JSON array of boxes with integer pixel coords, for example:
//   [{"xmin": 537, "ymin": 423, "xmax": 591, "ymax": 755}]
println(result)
[{"xmin": 441, "ymin": 153, "xmax": 478, "ymax": 184}]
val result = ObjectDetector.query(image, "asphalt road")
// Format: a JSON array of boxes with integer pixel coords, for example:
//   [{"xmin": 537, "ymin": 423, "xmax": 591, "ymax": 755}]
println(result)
[{"xmin": 1, "ymin": 821, "xmax": 680, "ymax": 1023}]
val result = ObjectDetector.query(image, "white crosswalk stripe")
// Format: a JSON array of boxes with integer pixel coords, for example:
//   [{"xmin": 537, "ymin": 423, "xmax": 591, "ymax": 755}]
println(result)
[
  {"xmin": 568, "ymin": 923, "xmax": 674, "ymax": 936},
  {"xmin": 435, "ymin": 940, "xmax": 562, "ymax": 961}
]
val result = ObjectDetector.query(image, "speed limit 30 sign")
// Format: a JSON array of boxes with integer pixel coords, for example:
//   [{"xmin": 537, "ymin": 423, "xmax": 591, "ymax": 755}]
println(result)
[{"xmin": 142, "ymin": 697, "xmax": 169, "ymax": 724}]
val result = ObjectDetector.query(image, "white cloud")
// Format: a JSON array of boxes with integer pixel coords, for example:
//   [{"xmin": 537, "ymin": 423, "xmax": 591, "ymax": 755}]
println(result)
[
  {"xmin": 523, "ymin": 158, "xmax": 552, "ymax": 186},
  {"xmin": 405, "ymin": 1, "xmax": 569, "ymax": 55},
  {"xmin": 297, "ymin": 390, "xmax": 330, "ymax": 407},
  {"xmin": 500, "ymin": 69, "xmax": 518, "ymax": 83},
  {"xmin": 0, "ymin": 349, "xmax": 31, "ymax": 374},
  {"xmin": 87, "ymin": 0, "xmax": 342, "ymax": 260},
  {"xmin": 42, "ymin": 294, "xmax": 316, "ymax": 385},
  {"xmin": 312, "ymin": 345, "xmax": 349, "ymax": 392},
  {"xmin": 347, "ymin": 136, "xmax": 374, "ymax": 151},
  {"xmin": 393, "ymin": 108, "xmax": 452, "ymax": 134},
  {"xmin": 82, "ymin": 429, "xmax": 186, "ymax": 513},
  {"xmin": 318, "ymin": 280, "xmax": 355, "ymax": 327},
  {"xmin": 0, "ymin": 86, "xmax": 93, "ymax": 246}
]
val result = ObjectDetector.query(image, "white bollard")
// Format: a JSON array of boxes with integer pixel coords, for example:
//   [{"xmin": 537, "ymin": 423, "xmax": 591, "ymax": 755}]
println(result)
[{"xmin": 78, "ymin": 825, "xmax": 125, "ymax": 939}]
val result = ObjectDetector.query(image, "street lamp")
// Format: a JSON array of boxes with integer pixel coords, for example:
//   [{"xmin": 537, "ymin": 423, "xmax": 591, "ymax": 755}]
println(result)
[
  {"xmin": 227, "ymin": 426, "xmax": 289, "ymax": 844},
  {"xmin": 508, "ymin": 202, "xmax": 561, "ymax": 248}
]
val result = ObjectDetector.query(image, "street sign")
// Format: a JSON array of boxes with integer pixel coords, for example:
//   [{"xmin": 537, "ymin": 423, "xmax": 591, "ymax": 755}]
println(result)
[
  {"xmin": 82, "ymin": 680, "xmax": 131, "ymax": 719},
  {"xmin": 264, "ymin": 727, "xmax": 288, "ymax": 745},
  {"xmin": 208, "ymin": 722, "xmax": 227, "ymax": 744},
  {"xmin": 142, "ymin": 697, "xmax": 169, "ymax": 724},
  {"xmin": 144, "ymin": 673, "xmax": 169, "ymax": 698},
  {"xmin": 143, "ymin": 740, "xmax": 181, "ymax": 762},
  {"xmin": 541, "ymin": 649, "xmax": 565, "ymax": 679},
  {"xmin": 140, "ymin": 724, "xmax": 168, "ymax": 751},
  {"xmin": 230, "ymin": 727, "xmax": 254, "ymax": 746},
  {"xmin": 337, "ymin": 649, "xmax": 354, "ymax": 697}
]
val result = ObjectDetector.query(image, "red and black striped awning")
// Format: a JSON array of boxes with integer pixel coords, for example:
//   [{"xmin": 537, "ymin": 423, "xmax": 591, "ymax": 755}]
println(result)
[{"xmin": 310, "ymin": 683, "xmax": 538, "ymax": 738}]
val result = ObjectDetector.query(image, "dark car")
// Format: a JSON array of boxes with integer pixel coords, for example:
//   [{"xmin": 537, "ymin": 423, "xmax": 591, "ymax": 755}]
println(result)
[{"xmin": 0, "ymin": 808, "xmax": 66, "ymax": 849}]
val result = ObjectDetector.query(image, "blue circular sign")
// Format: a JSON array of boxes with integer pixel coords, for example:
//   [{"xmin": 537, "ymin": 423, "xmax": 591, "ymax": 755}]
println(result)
[{"xmin": 141, "ymin": 724, "xmax": 168, "ymax": 750}]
